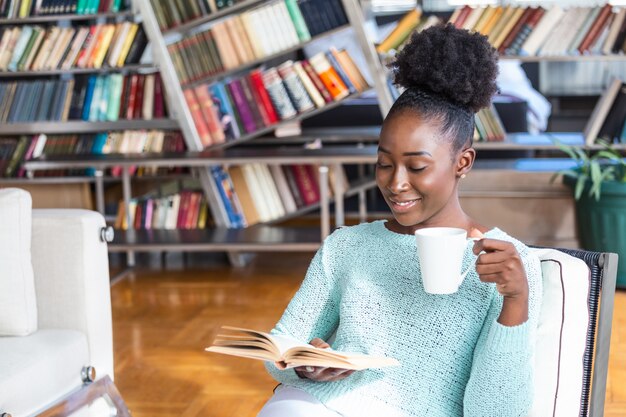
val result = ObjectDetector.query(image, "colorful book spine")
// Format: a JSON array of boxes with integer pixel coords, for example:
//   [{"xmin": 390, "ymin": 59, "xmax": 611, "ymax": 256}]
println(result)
[
  {"xmin": 308, "ymin": 52, "xmax": 349, "ymax": 100},
  {"xmin": 277, "ymin": 60, "xmax": 314, "ymax": 113},
  {"xmin": 262, "ymin": 67, "xmax": 297, "ymax": 120},
  {"xmin": 227, "ymin": 78, "xmax": 258, "ymax": 134},
  {"xmin": 209, "ymin": 82, "xmax": 240, "ymax": 140}
]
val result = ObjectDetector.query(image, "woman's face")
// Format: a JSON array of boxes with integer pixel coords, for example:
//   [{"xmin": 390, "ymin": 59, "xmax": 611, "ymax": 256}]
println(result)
[{"xmin": 375, "ymin": 110, "xmax": 472, "ymax": 230}]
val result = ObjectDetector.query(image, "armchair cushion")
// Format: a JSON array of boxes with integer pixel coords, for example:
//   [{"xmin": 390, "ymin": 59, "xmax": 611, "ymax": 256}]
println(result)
[
  {"xmin": 529, "ymin": 248, "xmax": 591, "ymax": 417},
  {"xmin": 0, "ymin": 188, "xmax": 37, "ymax": 336},
  {"xmin": 0, "ymin": 329, "xmax": 88, "ymax": 416}
]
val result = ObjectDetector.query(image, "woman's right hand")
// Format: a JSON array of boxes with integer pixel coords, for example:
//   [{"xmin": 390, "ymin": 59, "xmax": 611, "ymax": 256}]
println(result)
[{"xmin": 293, "ymin": 338, "xmax": 355, "ymax": 382}]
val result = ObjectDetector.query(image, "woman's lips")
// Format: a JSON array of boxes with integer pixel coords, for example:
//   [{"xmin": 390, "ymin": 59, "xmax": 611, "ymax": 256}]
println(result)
[{"xmin": 389, "ymin": 198, "xmax": 421, "ymax": 213}]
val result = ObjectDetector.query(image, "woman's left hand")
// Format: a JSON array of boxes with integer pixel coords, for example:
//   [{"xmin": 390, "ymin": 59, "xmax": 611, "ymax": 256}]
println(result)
[{"xmin": 472, "ymin": 238, "xmax": 529, "ymax": 325}]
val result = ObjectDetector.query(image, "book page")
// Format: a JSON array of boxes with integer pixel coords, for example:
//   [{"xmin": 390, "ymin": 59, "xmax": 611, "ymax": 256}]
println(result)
[{"xmin": 207, "ymin": 326, "xmax": 400, "ymax": 371}]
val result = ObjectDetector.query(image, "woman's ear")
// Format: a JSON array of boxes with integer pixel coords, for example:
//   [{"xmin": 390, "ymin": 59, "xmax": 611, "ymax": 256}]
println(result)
[{"xmin": 457, "ymin": 147, "xmax": 475, "ymax": 178}]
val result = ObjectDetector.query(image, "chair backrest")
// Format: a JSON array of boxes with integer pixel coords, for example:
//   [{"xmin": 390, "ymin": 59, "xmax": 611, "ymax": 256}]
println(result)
[{"xmin": 530, "ymin": 247, "xmax": 618, "ymax": 417}]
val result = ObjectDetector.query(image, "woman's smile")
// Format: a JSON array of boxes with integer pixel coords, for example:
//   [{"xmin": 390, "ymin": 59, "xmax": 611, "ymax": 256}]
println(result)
[{"xmin": 388, "ymin": 197, "xmax": 422, "ymax": 213}]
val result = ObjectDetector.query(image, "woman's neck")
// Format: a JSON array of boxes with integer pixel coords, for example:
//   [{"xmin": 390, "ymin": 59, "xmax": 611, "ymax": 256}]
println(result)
[{"xmin": 384, "ymin": 209, "xmax": 488, "ymax": 237}]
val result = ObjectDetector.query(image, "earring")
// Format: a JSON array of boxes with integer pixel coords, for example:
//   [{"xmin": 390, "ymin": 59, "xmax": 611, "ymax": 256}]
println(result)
[{"xmin": 460, "ymin": 174, "xmax": 467, "ymax": 179}]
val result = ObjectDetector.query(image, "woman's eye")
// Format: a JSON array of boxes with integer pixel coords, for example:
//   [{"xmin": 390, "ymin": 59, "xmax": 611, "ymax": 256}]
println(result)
[
  {"xmin": 409, "ymin": 166, "xmax": 426, "ymax": 172},
  {"xmin": 376, "ymin": 162, "xmax": 391, "ymax": 168}
]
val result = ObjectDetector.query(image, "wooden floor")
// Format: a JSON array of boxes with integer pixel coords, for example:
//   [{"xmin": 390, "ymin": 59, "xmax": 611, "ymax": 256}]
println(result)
[{"xmin": 111, "ymin": 252, "xmax": 626, "ymax": 417}]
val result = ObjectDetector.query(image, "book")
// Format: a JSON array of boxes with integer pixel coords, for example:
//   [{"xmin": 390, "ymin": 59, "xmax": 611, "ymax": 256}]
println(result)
[
  {"xmin": 597, "ymin": 83, "xmax": 626, "ymax": 143},
  {"xmin": 206, "ymin": 326, "xmax": 400, "ymax": 370},
  {"xmin": 583, "ymin": 77, "xmax": 623, "ymax": 145},
  {"xmin": 308, "ymin": 52, "xmax": 348, "ymax": 101},
  {"xmin": 376, "ymin": 8, "xmax": 421, "ymax": 54}
]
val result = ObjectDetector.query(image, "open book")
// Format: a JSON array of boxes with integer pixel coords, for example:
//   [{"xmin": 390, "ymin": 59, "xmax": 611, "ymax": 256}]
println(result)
[{"xmin": 206, "ymin": 326, "xmax": 400, "ymax": 370}]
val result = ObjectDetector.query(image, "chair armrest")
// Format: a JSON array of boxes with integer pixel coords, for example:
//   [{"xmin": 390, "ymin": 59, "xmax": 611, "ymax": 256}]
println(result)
[{"xmin": 30, "ymin": 209, "xmax": 113, "ymax": 380}]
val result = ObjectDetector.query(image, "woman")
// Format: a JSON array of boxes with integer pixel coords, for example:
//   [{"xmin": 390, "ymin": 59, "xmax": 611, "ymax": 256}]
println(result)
[{"xmin": 258, "ymin": 23, "xmax": 542, "ymax": 417}]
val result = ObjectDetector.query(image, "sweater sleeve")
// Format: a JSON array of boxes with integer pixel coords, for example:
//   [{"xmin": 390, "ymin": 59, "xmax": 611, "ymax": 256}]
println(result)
[
  {"xmin": 463, "ymin": 248, "xmax": 543, "ymax": 417},
  {"xmin": 265, "ymin": 239, "xmax": 342, "ymax": 385}
]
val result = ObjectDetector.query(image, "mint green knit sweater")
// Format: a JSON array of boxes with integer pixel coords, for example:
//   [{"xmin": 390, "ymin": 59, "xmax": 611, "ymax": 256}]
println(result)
[{"xmin": 266, "ymin": 220, "xmax": 542, "ymax": 417}]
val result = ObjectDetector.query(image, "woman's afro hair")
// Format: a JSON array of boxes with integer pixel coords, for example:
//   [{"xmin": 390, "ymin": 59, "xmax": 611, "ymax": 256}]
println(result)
[{"xmin": 391, "ymin": 23, "xmax": 499, "ymax": 113}]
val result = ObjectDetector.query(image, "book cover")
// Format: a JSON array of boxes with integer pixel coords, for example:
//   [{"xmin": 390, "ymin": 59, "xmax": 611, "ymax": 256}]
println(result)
[
  {"xmin": 290, "ymin": 164, "xmax": 319, "ymax": 206},
  {"xmin": 123, "ymin": 25, "xmax": 147, "ymax": 65},
  {"xmin": 376, "ymin": 8, "xmax": 421, "ymax": 54},
  {"xmin": 281, "ymin": 164, "xmax": 305, "ymax": 208},
  {"xmin": 507, "ymin": 7, "xmax": 546, "ymax": 56},
  {"xmin": 183, "ymin": 89, "xmax": 213, "ymax": 147},
  {"xmin": 256, "ymin": 163, "xmax": 285, "ymax": 218},
  {"xmin": 132, "ymin": 74, "xmax": 145, "ymax": 119},
  {"xmin": 291, "ymin": 61, "xmax": 324, "ymax": 108},
  {"xmin": 261, "ymin": 67, "xmax": 297, "ymax": 120},
  {"xmin": 194, "ymin": 84, "xmax": 226, "ymax": 144},
  {"xmin": 284, "ymin": 0, "xmax": 310, "ymax": 42},
  {"xmin": 325, "ymin": 50, "xmax": 356, "ymax": 94},
  {"xmin": 583, "ymin": 77, "xmax": 623, "ymax": 145},
  {"xmin": 241, "ymin": 163, "xmax": 272, "ymax": 221},
  {"xmin": 141, "ymin": 73, "xmax": 154, "ymax": 120},
  {"xmin": 239, "ymin": 74, "xmax": 267, "ymax": 128},
  {"xmin": 603, "ymin": 9, "xmax": 626, "ymax": 55},
  {"xmin": 210, "ymin": 165, "xmax": 247, "ymax": 228},
  {"xmin": 451, "ymin": 5, "xmax": 472, "ymax": 28},
  {"xmin": 228, "ymin": 165, "xmax": 261, "ymax": 225},
  {"xmin": 226, "ymin": 78, "xmax": 257, "ymax": 134},
  {"xmin": 598, "ymin": 83, "xmax": 626, "ymax": 143},
  {"xmin": 519, "ymin": 6, "xmax": 565, "ymax": 56},
  {"xmin": 209, "ymin": 82, "xmax": 240, "ymax": 140},
  {"xmin": 249, "ymin": 69, "xmax": 279, "ymax": 124},
  {"xmin": 578, "ymin": 4, "xmax": 613, "ymax": 54},
  {"xmin": 269, "ymin": 164, "xmax": 298, "ymax": 213},
  {"xmin": 493, "ymin": 7, "xmax": 526, "ymax": 51},
  {"xmin": 308, "ymin": 52, "xmax": 348, "ymax": 101},
  {"xmin": 277, "ymin": 60, "xmax": 315, "ymax": 113},
  {"xmin": 153, "ymin": 72, "xmax": 165, "ymax": 118},
  {"xmin": 115, "ymin": 22, "xmax": 138, "ymax": 67},
  {"xmin": 301, "ymin": 59, "xmax": 333, "ymax": 103}
]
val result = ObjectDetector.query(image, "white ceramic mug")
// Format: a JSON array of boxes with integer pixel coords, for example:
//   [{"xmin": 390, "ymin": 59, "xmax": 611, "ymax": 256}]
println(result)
[{"xmin": 415, "ymin": 227, "xmax": 478, "ymax": 295}]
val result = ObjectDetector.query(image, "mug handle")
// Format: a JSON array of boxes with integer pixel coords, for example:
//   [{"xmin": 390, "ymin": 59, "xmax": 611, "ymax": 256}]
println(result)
[{"xmin": 458, "ymin": 237, "xmax": 483, "ymax": 286}]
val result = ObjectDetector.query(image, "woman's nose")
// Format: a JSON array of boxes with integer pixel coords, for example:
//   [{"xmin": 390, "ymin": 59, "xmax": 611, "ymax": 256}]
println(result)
[{"xmin": 387, "ymin": 168, "xmax": 410, "ymax": 194}]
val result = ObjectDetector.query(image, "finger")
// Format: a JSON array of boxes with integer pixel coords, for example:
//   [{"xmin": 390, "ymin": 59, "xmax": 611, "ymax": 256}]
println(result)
[
  {"xmin": 329, "ymin": 369, "xmax": 355, "ymax": 381},
  {"xmin": 475, "ymin": 250, "xmax": 516, "ymax": 265},
  {"xmin": 475, "ymin": 263, "xmax": 508, "ymax": 276},
  {"xmin": 307, "ymin": 366, "xmax": 328, "ymax": 380},
  {"xmin": 476, "ymin": 272, "xmax": 501, "ymax": 284},
  {"xmin": 473, "ymin": 238, "xmax": 515, "ymax": 255},
  {"xmin": 469, "ymin": 228, "xmax": 485, "ymax": 239},
  {"xmin": 316, "ymin": 368, "xmax": 354, "ymax": 381},
  {"xmin": 309, "ymin": 338, "xmax": 330, "ymax": 349}
]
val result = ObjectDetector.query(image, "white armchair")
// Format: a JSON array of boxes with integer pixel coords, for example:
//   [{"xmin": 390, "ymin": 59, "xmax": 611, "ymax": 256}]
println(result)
[{"xmin": 0, "ymin": 188, "xmax": 129, "ymax": 417}]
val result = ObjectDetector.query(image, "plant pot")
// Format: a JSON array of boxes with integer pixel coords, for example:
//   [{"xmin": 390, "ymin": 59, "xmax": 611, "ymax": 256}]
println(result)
[{"xmin": 564, "ymin": 175, "xmax": 626, "ymax": 288}]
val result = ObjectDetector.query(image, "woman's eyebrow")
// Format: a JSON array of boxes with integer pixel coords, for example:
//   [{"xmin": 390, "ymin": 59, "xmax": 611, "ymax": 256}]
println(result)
[{"xmin": 377, "ymin": 146, "xmax": 432, "ymax": 157}]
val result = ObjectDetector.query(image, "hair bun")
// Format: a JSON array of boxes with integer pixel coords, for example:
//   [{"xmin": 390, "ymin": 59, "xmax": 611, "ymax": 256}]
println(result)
[{"xmin": 391, "ymin": 23, "xmax": 499, "ymax": 113}]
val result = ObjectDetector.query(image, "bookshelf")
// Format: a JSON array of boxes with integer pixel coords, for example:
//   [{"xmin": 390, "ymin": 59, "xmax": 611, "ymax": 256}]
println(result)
[
  {"xmin": 0, "ymin": 11, "xmax": 135, "ymax": 24},
  {"xmin": 22, "ymin": 145, "xmax": 581, "ymax": 254},
  {"xmin": 17, "ymin": 1, "xmax": 623, "ymax": 265},
  {"xmin": 0, "ymin": 63, "xmax": 156, "ymax": 77},
  {"xmin": 127, "ymin": 0, "xmax": 394, "ymax": 266},
  {"xmin": 180, "ymin": 24, "xmax": 352, "ymax": 89},
  {"xmin": 0, "ymin": 4, "xmax": 190, "ymax": 258},
  {"xmin": 0, "ymin": 120, "xmax": 178, "ymax": 134}
]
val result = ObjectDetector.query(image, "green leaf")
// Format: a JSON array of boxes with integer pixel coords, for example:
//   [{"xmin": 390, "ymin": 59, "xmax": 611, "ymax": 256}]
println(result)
[
  {"xmin": 551, "ymin": 169, "xmax": 579, "ymax": 183},
  {"xmin": 590, "ymin": 160, "xmax": 601, "ymax": 183},
  {"xmin": 575, "ymin": 175, "xmax": 587, "ymax": 200},
  {"xmin": 558, "ymin": 144, "xmax": 580, "ymax": 160},
  {"xmin": 596, "ymin": 150, "xmax": 621, "ymax": 162}
]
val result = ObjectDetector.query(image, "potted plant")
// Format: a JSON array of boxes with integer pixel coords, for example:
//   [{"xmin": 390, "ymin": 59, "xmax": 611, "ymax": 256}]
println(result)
[{"xmin": 555, "ymin": 141, "xmax": 626, "ymax": 288}]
